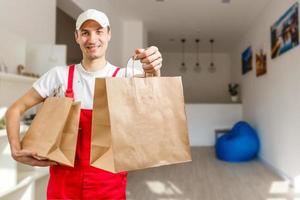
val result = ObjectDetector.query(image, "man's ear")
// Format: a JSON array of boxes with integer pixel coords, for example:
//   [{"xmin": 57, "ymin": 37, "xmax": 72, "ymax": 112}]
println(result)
[
  {"xmin": 107, "ymin": 27, "xmax": 112, "ymax": 42},
  {"xmin": 74, "ymin": 30, "xmax": 79, "ymax": 44}
]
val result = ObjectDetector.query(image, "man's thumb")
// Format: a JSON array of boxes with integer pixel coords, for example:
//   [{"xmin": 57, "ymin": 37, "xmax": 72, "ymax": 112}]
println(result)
[{"xmin": 135, "ymin": 48, "xmax": 145, "ymax": 54}]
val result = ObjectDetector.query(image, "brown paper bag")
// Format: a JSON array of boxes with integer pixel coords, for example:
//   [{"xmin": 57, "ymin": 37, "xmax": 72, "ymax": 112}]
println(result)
[
  {"xmin": 21, "ymin": 97, "xmax": 80, "ymax": 167},
  {"xmin": 91, "ymin": 77, "xmax": 191, "ymax": 173}
]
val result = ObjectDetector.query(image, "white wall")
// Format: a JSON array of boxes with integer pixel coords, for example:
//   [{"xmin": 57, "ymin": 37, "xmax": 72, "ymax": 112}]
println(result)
[
  {"xmin": 0, "ymin": 0, "xmax": 57, "ymax": 74},
  {"xmin": 121, "ymin": 20, "xmax": 145, "ymax": 67},
  {"xmin": 186, "ymin": 104, "xmax": 242, "ymax": 146},
  {"xmin": 143, "ymin": 24, "xmax": 148, "ymax": 49},
  {"xmin": 0, "ymin": 0, "xmax": 56, "ymax": 44},
  {"xmin": 26, "ymin": 44, "xmax": 67, "ymax": 76},
  {"xmin": 163, "ymin": 52, "xmax": 232, "ymax": 103},
  {"xmin": 0, "ymin": 29, "xmax": 26, "ymax": 74},
  {"xmin": 231, "ymin": 0, "xmax": 300, "ymax": 185}
]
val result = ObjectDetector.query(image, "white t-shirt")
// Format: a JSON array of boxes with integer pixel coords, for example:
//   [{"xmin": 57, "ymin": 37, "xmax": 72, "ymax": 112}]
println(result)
[{"xmin": 33, "ymin": 62, "xmax": 143, "ymax": 109}]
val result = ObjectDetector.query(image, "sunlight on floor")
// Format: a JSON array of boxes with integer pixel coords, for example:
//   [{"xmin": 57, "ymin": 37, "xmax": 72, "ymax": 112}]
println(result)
[
  {"xmin": 265, "ymin": 198, "xmax": 287, "ymax": 200},
  {"xmin": 294, "ymin": 175, "xmax": 300, "ymax": 194},
  {"xmin": 157, "ymin": 199, "xmax": 190, "ymax": 200},
  {"xmin": 146, "ymin": 180, "xmax": 183, "ymax": 195},
  {"xmin": 269, "ymin": 181, "xmax": 290, "ymax": 194},
  {"xmin": 267, "ymin": 179, "xmax": 300, "ymax": 199}
]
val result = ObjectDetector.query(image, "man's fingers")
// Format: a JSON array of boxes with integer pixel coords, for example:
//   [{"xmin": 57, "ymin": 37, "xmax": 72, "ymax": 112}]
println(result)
[
  {"xmin": 143, "ymin": 67, "xmax": 161, "ymax": 74},
  {"xmin": 142, "ymin": 58, "xmax": 163, "ymax": 70},
  {"xmin": 135, "ymin": 48, "xmax": 145, "ymax": 55},
  {"xmin": 134, "ymin": 48, "xmax": 145, "ymax": 60},
  {"xmin": 141, "ymin": 52, "xmax": 161, "ymax": 64},
  {"xmin": 17, "ymin": 155, "xmax": 57, "ymax": 167},
  {"xmin": 135, "ymin": 46, "xmax": 162, "ymax": 76},
  {"xmin": 34, "ymin": 160, "xmax": 58, "ymax": 167},
  {"xmin": 143, "ymin": 65, "xmax": 162, "ymax": 73},
  {"xmin": 13, "ymin": 150, "xmax": 58, "ymax": 167},
  {"xmin": 135, "ymin": 46, "xmax": 158, "ymax": 60},
  {"xmin": 14, "ymin": 149, "xmax": 37, "ymax": 157}
]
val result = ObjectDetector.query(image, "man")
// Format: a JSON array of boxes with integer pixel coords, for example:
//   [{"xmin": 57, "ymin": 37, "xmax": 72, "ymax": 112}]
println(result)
[{"xmin": 5, "ymin": 9, "xmax": 162, "ymax": 199}]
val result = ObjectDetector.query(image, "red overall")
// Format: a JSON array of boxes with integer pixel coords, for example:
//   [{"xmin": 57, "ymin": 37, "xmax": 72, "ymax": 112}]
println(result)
[{"xmin": 47, "ymin": 65, "xmax": 127, "ymax": 200}]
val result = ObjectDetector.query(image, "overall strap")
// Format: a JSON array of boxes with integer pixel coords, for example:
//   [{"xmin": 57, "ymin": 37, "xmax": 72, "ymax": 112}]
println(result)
[
  {"xmin": 65, "ymin": 65, "xmax": 119, "ymax": 98},
  {"xmin": 112, "ymin": 67, "xmax": 120, "ymax": 77},
  {"xmin": 65, "ymin": 64, "xmax": 75, "ymax": 98}
]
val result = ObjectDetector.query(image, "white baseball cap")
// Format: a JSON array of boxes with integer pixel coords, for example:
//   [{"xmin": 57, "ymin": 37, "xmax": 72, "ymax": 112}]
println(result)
[{"xmin": 76, "ymin": 9, "xmax": 110, "ymax": 30}]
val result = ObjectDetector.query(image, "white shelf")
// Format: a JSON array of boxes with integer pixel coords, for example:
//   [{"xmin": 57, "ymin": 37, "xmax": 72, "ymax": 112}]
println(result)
[
  {"xmin": 0, "ymin": 124, "xmax": 48, "ymax": 200},
  {"xmin": 0, "ymin": 176, "xmax": 33, "ymax": 200},
  {"xmin": 0, "ymin": 72, "xmax": 38, "ymax": 83},
  {"xmin": 18, "ymin": 168, "xmax": 48, "ymax": 183},
  {"xmin": 0, "ymin": 168, "xmax": 48, "ymax": 197}
]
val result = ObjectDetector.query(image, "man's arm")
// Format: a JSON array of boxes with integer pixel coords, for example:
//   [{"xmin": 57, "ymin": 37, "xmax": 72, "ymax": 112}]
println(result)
[{"xmin": 5, "ymin": 88, "xmax": 57, "ymax": 166}]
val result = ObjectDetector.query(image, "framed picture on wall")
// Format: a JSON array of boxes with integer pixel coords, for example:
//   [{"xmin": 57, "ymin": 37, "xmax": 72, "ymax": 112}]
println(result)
[
  {"xmin": 255, "ymin": 48, "xmax": 267, "ymax": 77},
  {"xmin": 241, "ymin": 46, "xmax": 253, "ymax": 75},
  {"xmin": 271, "ymin": 2, "xmax": 299, "ymax": 59}
]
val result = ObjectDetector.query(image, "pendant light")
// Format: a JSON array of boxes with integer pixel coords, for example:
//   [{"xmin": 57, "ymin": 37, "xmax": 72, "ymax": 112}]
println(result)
[
  {"xmin": 179, "ymin": 38, "xmax": 187, "ymax": 73},
  {"xmin": 194, "ymin": 38, "xmax": 201, "ymax": 72},
  {"xmin": 208, "ymin": 39, "xmax": 216, "ymax": 73}
]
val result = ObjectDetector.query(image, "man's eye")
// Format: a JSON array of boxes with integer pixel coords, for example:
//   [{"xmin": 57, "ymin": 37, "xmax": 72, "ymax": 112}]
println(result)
[
  {"xmin": 81, "ymin": 32, "xmax": 88, "ymax": 36},
  {"xmin": 96, "ymin": 30, "xmax": 103, "ymax": 34}
]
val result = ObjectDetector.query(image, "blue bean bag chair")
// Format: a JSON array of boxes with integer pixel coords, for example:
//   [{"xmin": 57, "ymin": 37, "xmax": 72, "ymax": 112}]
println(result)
[{"xmin": 215, "ymin": 121, "xmax": 260, "ymax": 162}]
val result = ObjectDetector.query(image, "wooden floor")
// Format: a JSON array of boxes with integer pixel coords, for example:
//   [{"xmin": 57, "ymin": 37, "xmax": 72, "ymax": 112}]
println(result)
[{"xmin": 127, "ymin": 147, "xmax": 298, "ymax": 200}]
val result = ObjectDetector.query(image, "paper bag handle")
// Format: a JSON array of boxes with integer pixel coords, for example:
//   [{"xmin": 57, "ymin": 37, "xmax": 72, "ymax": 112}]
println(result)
[{"xmin": 125, "ymin": 55, "xmax": 152, "ymax": 78}]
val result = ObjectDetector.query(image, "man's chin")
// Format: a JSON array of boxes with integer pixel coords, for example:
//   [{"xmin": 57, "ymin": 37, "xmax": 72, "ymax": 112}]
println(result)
[{"xmin": 87, "ymin": 54, "xmax": 102, "ymax": 60}]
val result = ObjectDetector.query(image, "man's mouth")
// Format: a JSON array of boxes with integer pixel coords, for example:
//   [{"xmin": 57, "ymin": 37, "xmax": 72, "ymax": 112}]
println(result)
[{"xmin": 86, "ymin": 45, "xmax": 100, "ymax": 51}]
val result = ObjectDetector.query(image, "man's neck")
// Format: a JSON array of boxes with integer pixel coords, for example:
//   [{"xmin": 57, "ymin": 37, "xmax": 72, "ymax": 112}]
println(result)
[{"xmin": 81, "ymin": 57, "xmax": 107, "ymax": 72}]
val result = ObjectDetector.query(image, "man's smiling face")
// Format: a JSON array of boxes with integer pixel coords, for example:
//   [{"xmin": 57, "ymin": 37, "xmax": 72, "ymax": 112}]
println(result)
[{"xmin": 75, "ymin": 20, "xmax": 111, "ymax": 60}]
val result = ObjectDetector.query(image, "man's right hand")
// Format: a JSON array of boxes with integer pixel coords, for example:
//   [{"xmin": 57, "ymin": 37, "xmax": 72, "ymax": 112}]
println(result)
[{"xmin": 12, "ymin": 149, "xmax": 57, "ymax": 167}]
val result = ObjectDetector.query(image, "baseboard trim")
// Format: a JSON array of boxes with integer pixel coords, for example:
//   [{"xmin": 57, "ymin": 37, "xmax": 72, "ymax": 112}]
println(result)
[{"xmin": 258, "ymin": 156, "xmax": 294, "ymax": 188}]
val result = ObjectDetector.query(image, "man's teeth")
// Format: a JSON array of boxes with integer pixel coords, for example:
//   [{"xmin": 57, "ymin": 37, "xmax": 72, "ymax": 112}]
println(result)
[{"xmin": 87, "ymin": 46, "xmax": 99, "ymax": 49}]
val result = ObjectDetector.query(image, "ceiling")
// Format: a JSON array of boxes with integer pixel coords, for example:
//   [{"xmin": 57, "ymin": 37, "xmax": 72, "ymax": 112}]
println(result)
[{"xmin": 59, "ymin": 0, "xmax": 273, "ymax": 53}]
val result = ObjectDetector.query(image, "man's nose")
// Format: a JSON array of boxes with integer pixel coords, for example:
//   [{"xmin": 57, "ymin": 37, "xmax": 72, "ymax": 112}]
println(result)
[{"xmin": 88, "ymin": 32, "xmax": 97, "ymax": 43}]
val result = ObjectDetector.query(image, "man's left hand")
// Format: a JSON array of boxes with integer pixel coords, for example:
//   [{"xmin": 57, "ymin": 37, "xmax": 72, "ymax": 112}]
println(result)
[{"xmin": 135, "ymin": 46, "xmax": 162, "ymax": 76}]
